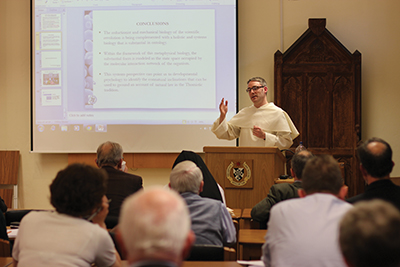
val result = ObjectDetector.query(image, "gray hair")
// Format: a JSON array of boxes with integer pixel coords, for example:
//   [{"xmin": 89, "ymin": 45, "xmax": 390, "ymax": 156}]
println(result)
[
  {"xmin": 119, "ymin": 187, "xmax": 191, "ymax": 260},
  {"xmin": 291, "ymin": 150, "xmax": 313, "ymax": 179},
  {"xmin": 170, "ymin": 160, "xmax": 203, "ymax": 194},
  {"xmin": 96, "ymin": 141, "xmax": 123, "ymax": 167}
]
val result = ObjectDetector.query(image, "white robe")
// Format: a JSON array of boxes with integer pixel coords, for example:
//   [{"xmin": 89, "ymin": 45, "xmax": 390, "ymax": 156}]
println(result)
[{"xmin": 212, "ymin": 103, "xmax": 299, "ymax": 149}]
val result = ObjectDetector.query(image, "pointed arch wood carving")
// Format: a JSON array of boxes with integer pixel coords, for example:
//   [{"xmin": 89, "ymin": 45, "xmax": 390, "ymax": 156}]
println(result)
[{"xmin": 274, "ymin": 18, "xmax": 362, "ymax": 197}]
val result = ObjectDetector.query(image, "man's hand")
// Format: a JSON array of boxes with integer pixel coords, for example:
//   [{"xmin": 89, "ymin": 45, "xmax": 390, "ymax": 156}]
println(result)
[
  {"xmin": 219, "ymin": 98, "xmax": 228, "ymax": 124},
  {"xmin": 253, "ymin": 125, "xmax": 266, "ymax": 140},
  {"xmin": 91, "ymin": 195, "xmax": 110, "ymax": 229}
]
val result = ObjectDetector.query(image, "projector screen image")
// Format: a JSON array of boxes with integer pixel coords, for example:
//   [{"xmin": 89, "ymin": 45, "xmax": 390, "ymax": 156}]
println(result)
[{"xmin": 32, "ymin": 0, "xmax": 237, "ymax": 153}]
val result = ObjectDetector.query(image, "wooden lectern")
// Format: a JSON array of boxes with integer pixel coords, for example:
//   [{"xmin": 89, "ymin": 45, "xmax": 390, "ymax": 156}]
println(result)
[{"xmin": 203, "ymin": 146, "xmax": 285, "ymax": 209}]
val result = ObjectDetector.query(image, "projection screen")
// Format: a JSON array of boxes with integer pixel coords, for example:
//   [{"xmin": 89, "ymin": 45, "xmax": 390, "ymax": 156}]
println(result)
[{"xmin": 31, "ymin": 0, "xmax": 237, "ymax": 153}]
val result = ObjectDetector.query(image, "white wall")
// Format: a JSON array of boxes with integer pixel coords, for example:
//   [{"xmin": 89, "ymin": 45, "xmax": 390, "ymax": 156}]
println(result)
[{"xmin": 1, "ymin": 0, "xmax": 400, "ymax": 208}]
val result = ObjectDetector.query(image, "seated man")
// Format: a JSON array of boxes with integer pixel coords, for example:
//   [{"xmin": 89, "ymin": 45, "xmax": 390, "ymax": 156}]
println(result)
[
  {"xmin": 262, "ymin": 155, "xmax": 352, "ymax": 267},
  {"xmin": 172, "ymin": 150, "xmax": 223, "ymax": 202},
  {"xmin": 0, "ymin": 195, "xmax": 7, "ymax": 213},
  {"xmin": 346, "ymin": 137, "xmax": 400, "ymax": 211},
  {"xmin": 169, "ymin": 160, "xmax": 236, "ymax": 246},
  {"xmin": 96, "ymin": 141, "xmax": 143, "ymax": 221},
  {"xmin": 117, "ymin": 187, "xmax": 195, "ymax": 267},
  {"xmin": 339, "ymin": 199, "xmax": 400, "ymax": 267},
  {"xmin": 251, "ymin": 150, "xmax": 313, "ymax": 228}
]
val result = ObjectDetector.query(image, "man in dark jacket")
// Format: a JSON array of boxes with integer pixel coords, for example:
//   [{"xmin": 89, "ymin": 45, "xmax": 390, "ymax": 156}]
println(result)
[
  {"xmin": 251, "ymin": 150, "xmax": 313, "ymax": 228},
  {"xmin": 347, "ymin": 137, "xmax": 400, "ymax": 211},
  {"xmin": 96, "ymin": 141, "xmax": 143, "ymax": 227}
]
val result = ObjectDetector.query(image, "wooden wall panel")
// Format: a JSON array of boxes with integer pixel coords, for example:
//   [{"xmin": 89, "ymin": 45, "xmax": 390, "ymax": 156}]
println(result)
[{"xmin": 0, "ymin": 151, "xmax": 19, "ymax": 185}]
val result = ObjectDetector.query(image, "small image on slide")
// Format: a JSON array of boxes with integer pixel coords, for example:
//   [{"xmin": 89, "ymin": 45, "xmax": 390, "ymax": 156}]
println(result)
[
  {"xmin": 41, "ymin": 89, "xmax": 62, "ymax": 106},
  {"xmin": 42, "ymin": 70, "xmax": 61, "ymax": 86},
  {"xmin": 84, "ymin": 10, "xmax": 94, "ymax": 108}
]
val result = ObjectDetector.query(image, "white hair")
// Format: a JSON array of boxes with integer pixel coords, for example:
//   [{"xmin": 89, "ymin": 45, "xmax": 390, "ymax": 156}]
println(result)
[
  {"xmin": 169, "ymin": 160, "xmax": 203, "ymax": 194},
  {"xmin": 119, "ymin": 186, "xmax": 191, "ymax": 260}
]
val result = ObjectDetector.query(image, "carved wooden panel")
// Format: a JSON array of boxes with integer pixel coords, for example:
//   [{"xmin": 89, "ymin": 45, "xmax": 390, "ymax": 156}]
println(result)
[
  {"xmin": 0, "ymin": 151, "xmax": 19, "ymax": 185},
  {"xmin": 275, "ymin": 19, "xmax": 362, "ymax": 197}
]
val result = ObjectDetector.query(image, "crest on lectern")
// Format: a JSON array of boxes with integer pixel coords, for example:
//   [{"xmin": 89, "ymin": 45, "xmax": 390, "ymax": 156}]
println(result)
[{"xmin": 225, "ymin": 160, "xmax": 252, "ymax": 188}]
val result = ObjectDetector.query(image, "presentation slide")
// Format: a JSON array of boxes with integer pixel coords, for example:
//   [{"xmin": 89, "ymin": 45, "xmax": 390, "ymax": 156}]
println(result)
[{"xmin": 32, "ymin": 0, "xmax": 237, "ymax": 153}]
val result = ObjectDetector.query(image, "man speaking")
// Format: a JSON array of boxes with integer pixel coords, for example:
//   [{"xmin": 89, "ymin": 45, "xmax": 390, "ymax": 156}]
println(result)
[{"xmin": 212, "ymin": 77, "xmax": 299, "ymax": 149}]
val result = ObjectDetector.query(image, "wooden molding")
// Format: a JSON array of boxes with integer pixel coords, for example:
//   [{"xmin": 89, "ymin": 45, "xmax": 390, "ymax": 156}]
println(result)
[{"xmin": 68, "ymin": 153, "xmax": 180, "ymax": 168}]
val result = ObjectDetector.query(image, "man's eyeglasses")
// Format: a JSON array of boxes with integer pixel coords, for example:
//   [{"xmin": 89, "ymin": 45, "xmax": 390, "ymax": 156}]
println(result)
[{"xmin": 246, "ymin": 86, "xmax": 264, "ymax": 93}]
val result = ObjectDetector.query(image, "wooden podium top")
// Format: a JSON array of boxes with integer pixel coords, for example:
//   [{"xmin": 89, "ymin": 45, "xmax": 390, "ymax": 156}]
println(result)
[{"xmin": 203, "ymin": 146, "xmax": 284, "ymax": 161}]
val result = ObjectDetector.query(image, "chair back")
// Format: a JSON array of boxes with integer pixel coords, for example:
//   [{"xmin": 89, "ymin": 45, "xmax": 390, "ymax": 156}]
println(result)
[
  {"xmin": 105, "ymin": 215, "xmax": 119, "ymax": 230},
  {"xmin": 186, "ymin": 244, "xmax": 224, "ymax": 261},
  {"xmin": 0, "ymin": 239, "xmax": 10, "ymax": 257},
  {"xmin": 5, "ymin": 210, "xmax": 33, "ymax": 226}
]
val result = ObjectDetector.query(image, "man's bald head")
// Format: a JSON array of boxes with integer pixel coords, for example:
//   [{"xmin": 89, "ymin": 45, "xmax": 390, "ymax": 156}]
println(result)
[{"xmin": 357, "ymin": 138, "xmax": 393, "ymax": 179}]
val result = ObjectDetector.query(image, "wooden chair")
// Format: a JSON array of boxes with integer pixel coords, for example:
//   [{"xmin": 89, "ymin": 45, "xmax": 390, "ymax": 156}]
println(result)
[
  {"xmin": 274, "ymin": 18, "xmax": 362, "ymax": 197},
  {"xmin": 0, "ymin": 239, "xmax": 11, "ymax": 257},
  {"xmin": 223, "ymin": 219, "xmax": 239, "ymax": 260},
  {"xmin": 5, "ymin": 209, "xmax": 33, "ymax": 226},
  {"xmin": 186, "ymin": 244, "xmax": 224, "ymax": 261},
  {"xmin": 240, "ymin": 208, "xmax": 261, "ymax": 229},
  {"xmin": 105, "ymin": 215, "xmax": 118, "ymax": 230},
  {"xmin": 223, "ymin": 247, "xmax": 236, "ymax": 261}
]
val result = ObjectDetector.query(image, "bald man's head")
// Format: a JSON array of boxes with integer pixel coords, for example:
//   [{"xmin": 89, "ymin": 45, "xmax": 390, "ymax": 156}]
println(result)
[{"xmin": 357, "ymin": 138, "xmax": 393, "ymax": 178}]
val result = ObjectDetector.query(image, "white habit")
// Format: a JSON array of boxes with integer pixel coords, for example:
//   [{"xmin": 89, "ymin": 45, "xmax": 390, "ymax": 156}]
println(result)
[{"xmin": 212, "ymin": 102, "xmax": 299, "ymax": 149}]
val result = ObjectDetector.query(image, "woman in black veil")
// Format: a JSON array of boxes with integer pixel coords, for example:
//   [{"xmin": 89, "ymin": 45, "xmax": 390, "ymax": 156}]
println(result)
[{"xmin": 172, "ymin": 150, "xmax": 224, "ymax": 202}]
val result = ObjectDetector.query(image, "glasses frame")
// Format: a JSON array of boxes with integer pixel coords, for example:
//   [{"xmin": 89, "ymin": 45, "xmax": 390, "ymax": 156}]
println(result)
[{"xmin": 246, "ymin": 85, "xmax": 264, "ymax": 93}]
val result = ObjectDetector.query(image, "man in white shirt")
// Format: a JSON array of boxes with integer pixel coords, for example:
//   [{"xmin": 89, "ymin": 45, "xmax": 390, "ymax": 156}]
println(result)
[
  {"xmin": 262, "ymin": 155, "xmax": 352, "ymax": 267},
  {"xmin": 212, "ymin": 77, "xmax": 299, "ymax": 149}
]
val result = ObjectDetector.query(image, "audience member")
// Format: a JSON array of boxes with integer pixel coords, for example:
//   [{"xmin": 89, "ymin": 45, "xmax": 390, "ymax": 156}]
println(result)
[
  {"xmin": 169, "ymin": 160, "xmax": 236, "ymax": 246},
  {"xmin": 262, "ymin": 155, "xmax": 352, "ymax": 267},
  {"xmin": 172, "ymin": 150, "xmax": 223, "ymax": 202},
  {"xmin": 96, "ymin": 141, "xmax": 143, "ymax": 220},
  {"xmin": 251, "ymin": 150, "xmax": 313, "ymax": 228},
  {"xmin": 0, "ymin": 212, "xmax": 8, "ymax": 243},
  {"xmin": 117, "ymin": 187, "xmax": 195, "ymax": 267},
  {"xmin": 339, "ymin": 199, "xmax": 400, "ymax": 267},
  {"xmin": 12, "ymin": 163, "xmax": 121, "ymax": 267},
  {"xmin": 0, "ymin": 195, "xmax": 7, "ymax": 213},
  {"xmin": 347, "ymin": 137, "xmax": 400, "ymax": 211}
]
